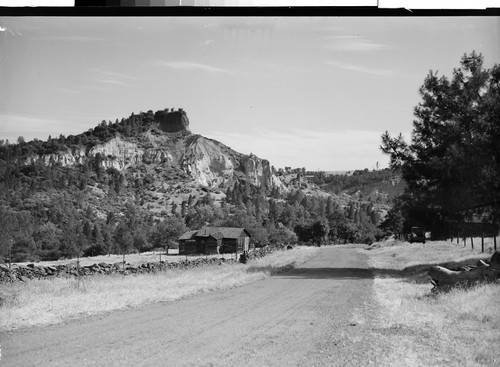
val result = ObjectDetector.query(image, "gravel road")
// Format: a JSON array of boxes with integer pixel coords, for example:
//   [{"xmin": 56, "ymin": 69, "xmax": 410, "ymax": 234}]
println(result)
[{"xmin": 1, "ymin": 245, "xmax": 387, "ymax": 366}]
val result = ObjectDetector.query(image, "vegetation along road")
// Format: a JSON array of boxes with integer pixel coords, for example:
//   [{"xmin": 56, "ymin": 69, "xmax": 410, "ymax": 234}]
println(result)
[{"xmin": 2, "ymin": 246, "xmax": 396, "ymax": 366}]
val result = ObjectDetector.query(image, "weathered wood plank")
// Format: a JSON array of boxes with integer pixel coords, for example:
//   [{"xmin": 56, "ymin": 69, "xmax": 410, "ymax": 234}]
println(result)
[{"xmin": 428, "ymin": 251, "xmax": 500, "ymax": 290}]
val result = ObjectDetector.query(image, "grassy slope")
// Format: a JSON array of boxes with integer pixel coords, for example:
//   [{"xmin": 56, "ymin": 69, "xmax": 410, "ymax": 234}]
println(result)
[
  {"xmin": 0, "ymin": 247, "xmax": 318, "ymax": 331},
  {"xmin": 363, "ymin": 239, "xmax": 499, "ymax": 366}
]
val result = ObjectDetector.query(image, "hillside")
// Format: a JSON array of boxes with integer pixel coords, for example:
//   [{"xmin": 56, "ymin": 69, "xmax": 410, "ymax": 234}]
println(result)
[
  {"xmin": 309, "ymin": 168, "xmax": 405, "ymax": 203},
  {"xmin": 0, "ymin": 108, "xmax": 387, "ymax": 263},
  {"xmin": 1, "ymin": 109, "xmax": 285, "ymax": 215}
]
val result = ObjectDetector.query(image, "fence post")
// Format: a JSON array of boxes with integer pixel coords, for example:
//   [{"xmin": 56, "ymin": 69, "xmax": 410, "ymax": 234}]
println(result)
[
  {"xmin": 471, "ymin": 237, "xmax": 474, "ymax": 249},
  {"xmin": 481, "ymin": 234, "xmax": 484, "ymax": 253},
  {"xmin": 463, "ymin": 237, "xmax": 466, "ymax": 247},
  {"xmin": 9, "ymin": 238, "xmax": 12, "ymax": 271},
  {"xmin": 494, "ymin": 236, "xmax": 497, "ymax": 251},
  {"xmin": 77, "ymin": 252, "xmax": 80, "ymax": 288}
]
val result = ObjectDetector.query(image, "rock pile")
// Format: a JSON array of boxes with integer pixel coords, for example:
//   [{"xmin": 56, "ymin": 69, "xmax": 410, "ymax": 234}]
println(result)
[
  {"xmin": 0, "ymin": 246, "xmax": 285, "ymax": 283},
  {"xmin": 0, "ymin": 257, "xmax": 236, "ymax": 283},
  {"xmin": 246, "ymin": 245, "xmax": 284, "ymax": 261}
]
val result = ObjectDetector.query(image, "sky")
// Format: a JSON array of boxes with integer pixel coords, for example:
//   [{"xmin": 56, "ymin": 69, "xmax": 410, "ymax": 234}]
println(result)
[{"xmin": 0, "ymin": 16, "xmax": 498, "ymax": 171}]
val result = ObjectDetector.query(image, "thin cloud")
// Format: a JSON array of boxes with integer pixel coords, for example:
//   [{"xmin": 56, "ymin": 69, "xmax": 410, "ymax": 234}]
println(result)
[
  {"xmin": 325, "ymin": 35, "xmax": 391, "ymax": 52},
  {"xmin": 58, "ymin": 87, "xmax": 81, "ymax": 94},
  {"xmin": 89, "ymin": 68, "xmax": 135, "ymax": 88},
  {"xmin": 203, "ymin": 128, "xmax": 391, "ymax": 171},
  {"xmin": 96, "ymin": 79, "xmax": 128, "ymax": 86},
  {"xmin": 83, "ymin": 85, "xmax": 113, "ymax": 92},
  {"xmin": 327, "ymin": 60, "xmax": 393, "ymax": 77},
  {"xmin": 155, "ymin": 61, "xmax": 233, "ymax": 74},
  {"xmin": 37, "ymin": 36, "xmax": 106, "ymax": 42},
  {"xmin": 90, "ymin": 68, "xmax": 136, "ymax": 81}
]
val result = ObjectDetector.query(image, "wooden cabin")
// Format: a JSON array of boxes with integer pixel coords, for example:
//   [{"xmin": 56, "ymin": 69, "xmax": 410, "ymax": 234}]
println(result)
[{"xmin": 178, "ymin": 227, "xmax": 252, "ymax": 255}]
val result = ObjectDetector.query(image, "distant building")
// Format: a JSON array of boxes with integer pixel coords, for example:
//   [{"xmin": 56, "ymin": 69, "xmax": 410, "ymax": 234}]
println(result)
[{"xmin": 178, "ymin": 227, "xmax": 252, "ymax": 255}]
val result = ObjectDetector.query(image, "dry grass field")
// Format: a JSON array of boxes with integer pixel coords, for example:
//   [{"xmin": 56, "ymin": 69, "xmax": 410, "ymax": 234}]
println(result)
[
  {"xmin": 364, "ymin": 239, "xmax": 500, "ymax": 366},
  {"xmin": 368, "ymin": 237, "xmax": 497, "ymax": 270},
  {"xmin": 0, "ymin": 246, "xmax": 318, "ymax": 331}
]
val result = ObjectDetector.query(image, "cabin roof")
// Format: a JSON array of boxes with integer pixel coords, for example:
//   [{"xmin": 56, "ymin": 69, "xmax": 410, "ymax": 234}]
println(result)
[
  {"xmin": 198, "ymin": 227, "xmax": 251, "ymax": 239},
  {"xmin": 178, "ymin": 230, "xmax": 198, "ymax": 240},
  {"xmin": 179, "ymin": 227, "xmax": 251, "ymax": 241}
]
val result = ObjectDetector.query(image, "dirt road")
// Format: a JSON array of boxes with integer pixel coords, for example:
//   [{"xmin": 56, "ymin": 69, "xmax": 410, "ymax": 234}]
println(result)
[{"xmin": 1, "ymin": 246, "xmax": 385, "ymax": 366}]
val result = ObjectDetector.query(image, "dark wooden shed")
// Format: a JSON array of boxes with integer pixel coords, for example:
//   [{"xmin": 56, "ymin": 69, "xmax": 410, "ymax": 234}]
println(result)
[{"xmin": 178, "ymin": 227, "xmax": 252, "ymax": 255}]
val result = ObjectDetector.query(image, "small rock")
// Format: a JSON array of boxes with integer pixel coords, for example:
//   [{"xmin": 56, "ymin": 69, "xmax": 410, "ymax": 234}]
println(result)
[{"xmin": 19, "ymin": 275, "xmax": 30, "ymax": 282}]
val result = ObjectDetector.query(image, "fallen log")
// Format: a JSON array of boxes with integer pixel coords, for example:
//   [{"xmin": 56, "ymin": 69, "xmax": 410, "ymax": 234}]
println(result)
[{"xmin": 428, "ymin": 251, "xmax": 500, "ymax": 291}]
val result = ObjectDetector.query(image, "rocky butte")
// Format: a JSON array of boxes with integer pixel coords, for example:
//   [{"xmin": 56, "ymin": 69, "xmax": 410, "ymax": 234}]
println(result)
[
  {"xmin": 157, "ymin": 108, "xmax": 191, "ymax": 134},
  {"xmin": 20, "ymin": 108, "xmax": 287, "ymax": 215}
]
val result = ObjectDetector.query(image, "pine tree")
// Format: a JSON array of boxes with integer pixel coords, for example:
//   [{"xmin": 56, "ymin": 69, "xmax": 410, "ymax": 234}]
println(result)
[
  {"xmin": 381, "ymin": 51, "xmax": 500, "ymax": 233},
  {"xmin": 171, "ymin": 202, "xmax": 178, "ymax": 215}
]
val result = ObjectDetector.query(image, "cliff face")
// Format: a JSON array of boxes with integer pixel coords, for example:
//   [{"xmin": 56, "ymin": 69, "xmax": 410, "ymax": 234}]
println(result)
[
  {"xmin": 158, "ymin": 110, "xmax": 190, "ymax": 133},
  {"xmin": 179, "ymin": 136, "xmax": 286, "ymax": 192},
  {"xmin": 242, "ymin": 154, "xmax": 275, "ymax": 190},
  {"xmin": 25, "ymin": 137, "xmax": 174, "ymax": 171},
  {"xmin": 21, "ymin": 116, "xmax": 286, "ymax": 195},
  {"xmin": 181, "ymin": 136, "xmax": 287, "ymax": 191},
  {"xmin": 25, "ymin": 147, "xmax": 86, "ymax": 167},
  {"xmin": 181, "ymin": 135, "xmax": 235, "ymax": 187}
]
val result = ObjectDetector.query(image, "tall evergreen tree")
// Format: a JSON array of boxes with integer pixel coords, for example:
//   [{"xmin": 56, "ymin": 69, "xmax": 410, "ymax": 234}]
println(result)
[{"xmin": 381, "ymin": 51, "xmax": 500, "ymax": 234}]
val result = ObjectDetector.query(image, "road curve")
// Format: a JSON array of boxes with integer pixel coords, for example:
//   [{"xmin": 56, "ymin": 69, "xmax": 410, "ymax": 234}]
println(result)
[{"xmin": 1, "ymin": 246, "xmax": 379, "ymax": 366}]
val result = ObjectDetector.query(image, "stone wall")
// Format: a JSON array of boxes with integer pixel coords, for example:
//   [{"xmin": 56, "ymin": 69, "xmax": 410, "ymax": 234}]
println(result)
[
  {"xmin": 0, "ymin": 257, "xmax": 234, "ymax": 283},
  {"xmin": 0, "ymin": 245, "xmax": 285, "ymax": 283}
]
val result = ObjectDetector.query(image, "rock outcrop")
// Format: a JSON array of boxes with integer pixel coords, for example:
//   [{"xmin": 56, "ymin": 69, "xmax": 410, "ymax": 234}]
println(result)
[
  {"xmin": 19, "ymin": 109, "xmax": 287, "ymax": 201},
  {"xmin": 242, "ymin": 154, "xmax": 279, "ymax": 191},
  {"xmin": 158, "ymin": 109, "xmax": 190, "ymax": 133},
  {"xmin": 181, "ymin": 135, "xmax": 236, "ymax": 187},
  {"xmin": 25, "ymin": 137, "xmax": 175, "ymax": 171},
  {"xmin": 25, "ymin": 146, "xmax": 86, "ymax": 167},
  {"xmin": 180, "ymin": 136, "xmax": 287, "ymax": 192}
]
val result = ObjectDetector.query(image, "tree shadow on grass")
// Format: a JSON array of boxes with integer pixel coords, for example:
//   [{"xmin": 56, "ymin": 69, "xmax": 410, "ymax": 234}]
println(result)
[
  {"xmin": 276, "ymin": 267, "xmax": 375, "ymax": 280},
  {"xmin": 247, "ymin": 264, "xmax": 431, "ymax": 282},
  {"xmin": 247, "ymin": 257, "xmax": 489, "ymax": 283}
]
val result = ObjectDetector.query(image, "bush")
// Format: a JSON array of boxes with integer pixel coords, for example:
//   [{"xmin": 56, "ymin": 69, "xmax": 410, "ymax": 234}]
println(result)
[{"xmin": 83, "ymin": 245, "xmax": 107, "ymax": 257}]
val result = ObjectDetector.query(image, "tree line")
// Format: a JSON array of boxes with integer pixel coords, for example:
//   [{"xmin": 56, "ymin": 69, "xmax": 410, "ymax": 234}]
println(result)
[
  {"xmin": 0, "ymin": 104, "xmax": 388, "ymax": 263},
  {"xmin": 0, "ymin": 155, "xmax": 383, "ymax": 263}
]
